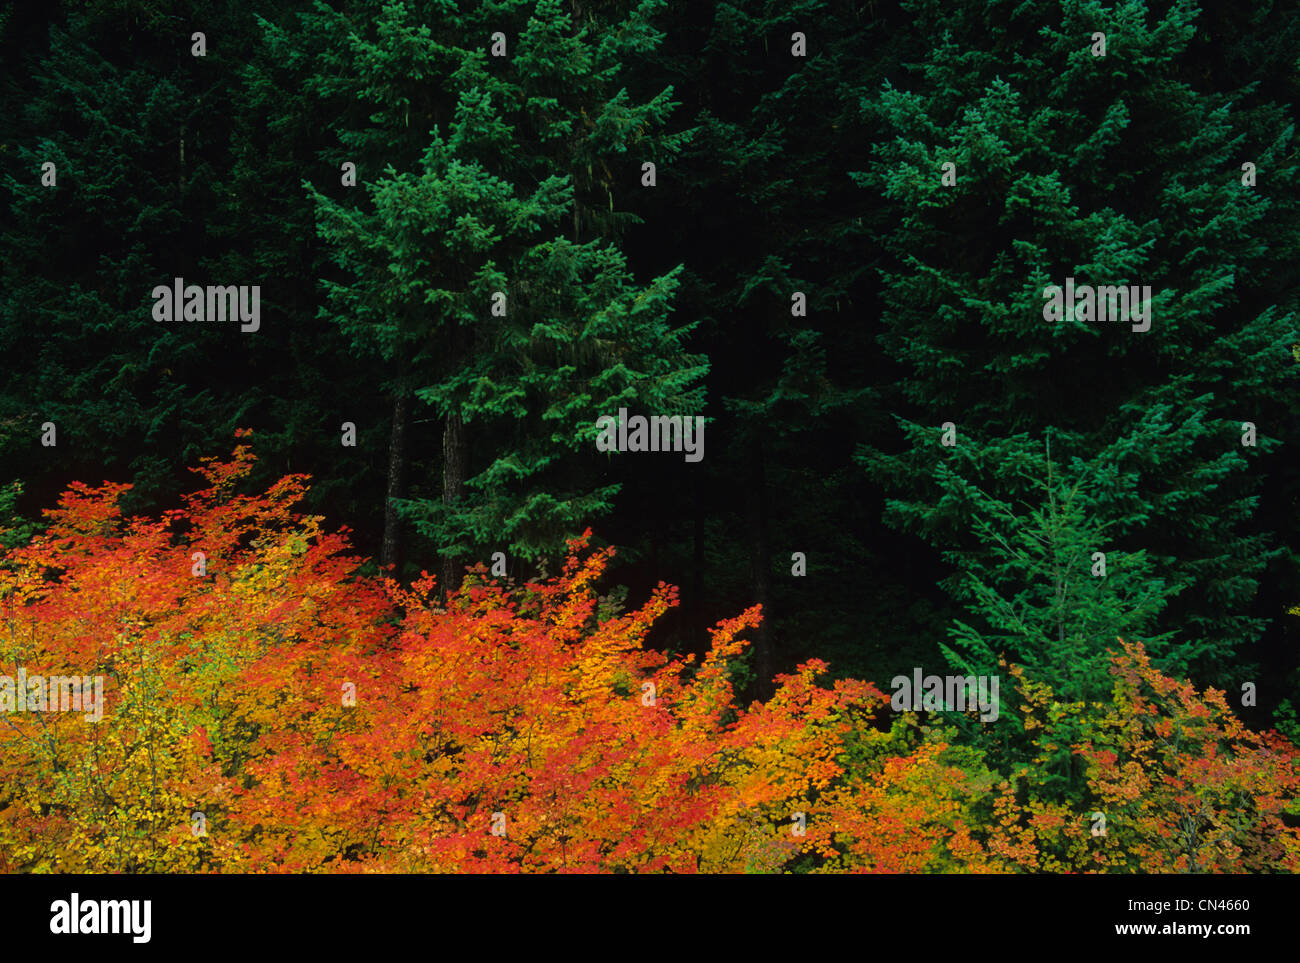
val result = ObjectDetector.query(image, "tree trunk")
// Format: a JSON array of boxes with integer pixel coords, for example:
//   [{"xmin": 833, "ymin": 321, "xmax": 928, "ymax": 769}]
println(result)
[
  {"xmin": 745, "ymin": 438, "xmax": 775, "ymax": 699},
  {"xmin": 380, "ymin": 388, "xmax": 410, "ymax": 571},
  {"xmin": 440, "ymin": 408, "xmax": 468, "ymax": 596}
]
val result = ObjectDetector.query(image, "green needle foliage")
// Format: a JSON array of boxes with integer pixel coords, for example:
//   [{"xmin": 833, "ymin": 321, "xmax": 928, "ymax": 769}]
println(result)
[{"xmin": 855, "ymin": 0, "xmax": 1300, "ymax": 694}]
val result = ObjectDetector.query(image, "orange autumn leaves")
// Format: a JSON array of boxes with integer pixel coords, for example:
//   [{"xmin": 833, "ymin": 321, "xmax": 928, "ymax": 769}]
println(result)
[
  {"xmin": 1004, "ymin": 648, "xmax": 1300, "ymax": 873},
  {"xmin": 1, "ymin": 440, "xmax": 1297, "ymax": 873}
]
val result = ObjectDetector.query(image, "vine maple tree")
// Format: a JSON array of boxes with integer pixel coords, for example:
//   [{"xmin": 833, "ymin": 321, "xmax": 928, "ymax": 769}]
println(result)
[
  {"xmin": 991, "ymin": 644, "xmax": 1300, "ymax": 873},
  {"xmin": 1, "ymin": 438, "xmax": 1296, "ymax": 873}
]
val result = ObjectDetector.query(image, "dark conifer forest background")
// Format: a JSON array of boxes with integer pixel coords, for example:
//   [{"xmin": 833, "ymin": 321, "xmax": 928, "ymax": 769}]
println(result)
[{"xmin": 2, "ymin": 0, "xmax": 1298, "ymax": 739}]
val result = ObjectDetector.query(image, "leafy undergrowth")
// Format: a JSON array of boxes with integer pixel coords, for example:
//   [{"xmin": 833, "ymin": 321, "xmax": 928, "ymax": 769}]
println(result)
[{"xmin": 2, "ymin": 439, "xmax": 1297, "ymax": 873}]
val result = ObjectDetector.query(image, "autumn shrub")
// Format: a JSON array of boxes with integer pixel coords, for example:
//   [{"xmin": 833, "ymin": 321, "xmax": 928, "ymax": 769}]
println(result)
[
  {"xmin": 993, "ymin": 649, "xmax": 1300, "ymax": 873},
  {"xmin": 1, "ymin": 440, "xmax": 1297, "ymax": 873}
]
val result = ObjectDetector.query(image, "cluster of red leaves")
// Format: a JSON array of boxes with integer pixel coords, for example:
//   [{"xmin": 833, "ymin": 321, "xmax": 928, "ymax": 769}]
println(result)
[{"xmin": 1, "ymin": 440, "xmax": 1296, "ymax": 873}]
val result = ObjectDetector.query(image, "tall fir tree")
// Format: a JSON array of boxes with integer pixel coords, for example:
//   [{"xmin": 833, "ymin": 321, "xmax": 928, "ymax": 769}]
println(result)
[
  {"xmin": 0, "ymin": 4, "xmax": 267, "ymax": 513},
  {"xmin": 629, "ymin": 0, "xmax": 896, "ymax": 687},
  {"xmin": 282, "ymin": 0, "xmax": 705, "ymax": 585},
  {"xmin": 854, "ymin": 0, "xmax": 1300, "ymax": 694}
]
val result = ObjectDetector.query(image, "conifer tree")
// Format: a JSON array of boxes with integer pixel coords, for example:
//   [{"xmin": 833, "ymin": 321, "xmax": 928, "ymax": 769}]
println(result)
[
  {"xmin": 0, "ymin": 3, "xmax": 295, "ymax": 509},
  {"xmin": 854, "ymin": 0, "xmax": 1300, "ymax": 690},
  {"xmin": 633, "ymin": 0, "xmax": 889, "ymax": 684},
  {"xmin": 289, "ymin": 0, "xmax": 705, "ymax": 584}
]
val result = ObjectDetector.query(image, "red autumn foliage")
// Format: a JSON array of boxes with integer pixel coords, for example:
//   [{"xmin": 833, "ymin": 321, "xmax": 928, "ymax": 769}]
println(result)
[{"xmin": 1, "ymin": 439, "xmax": 1296, "ymax": 873}]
